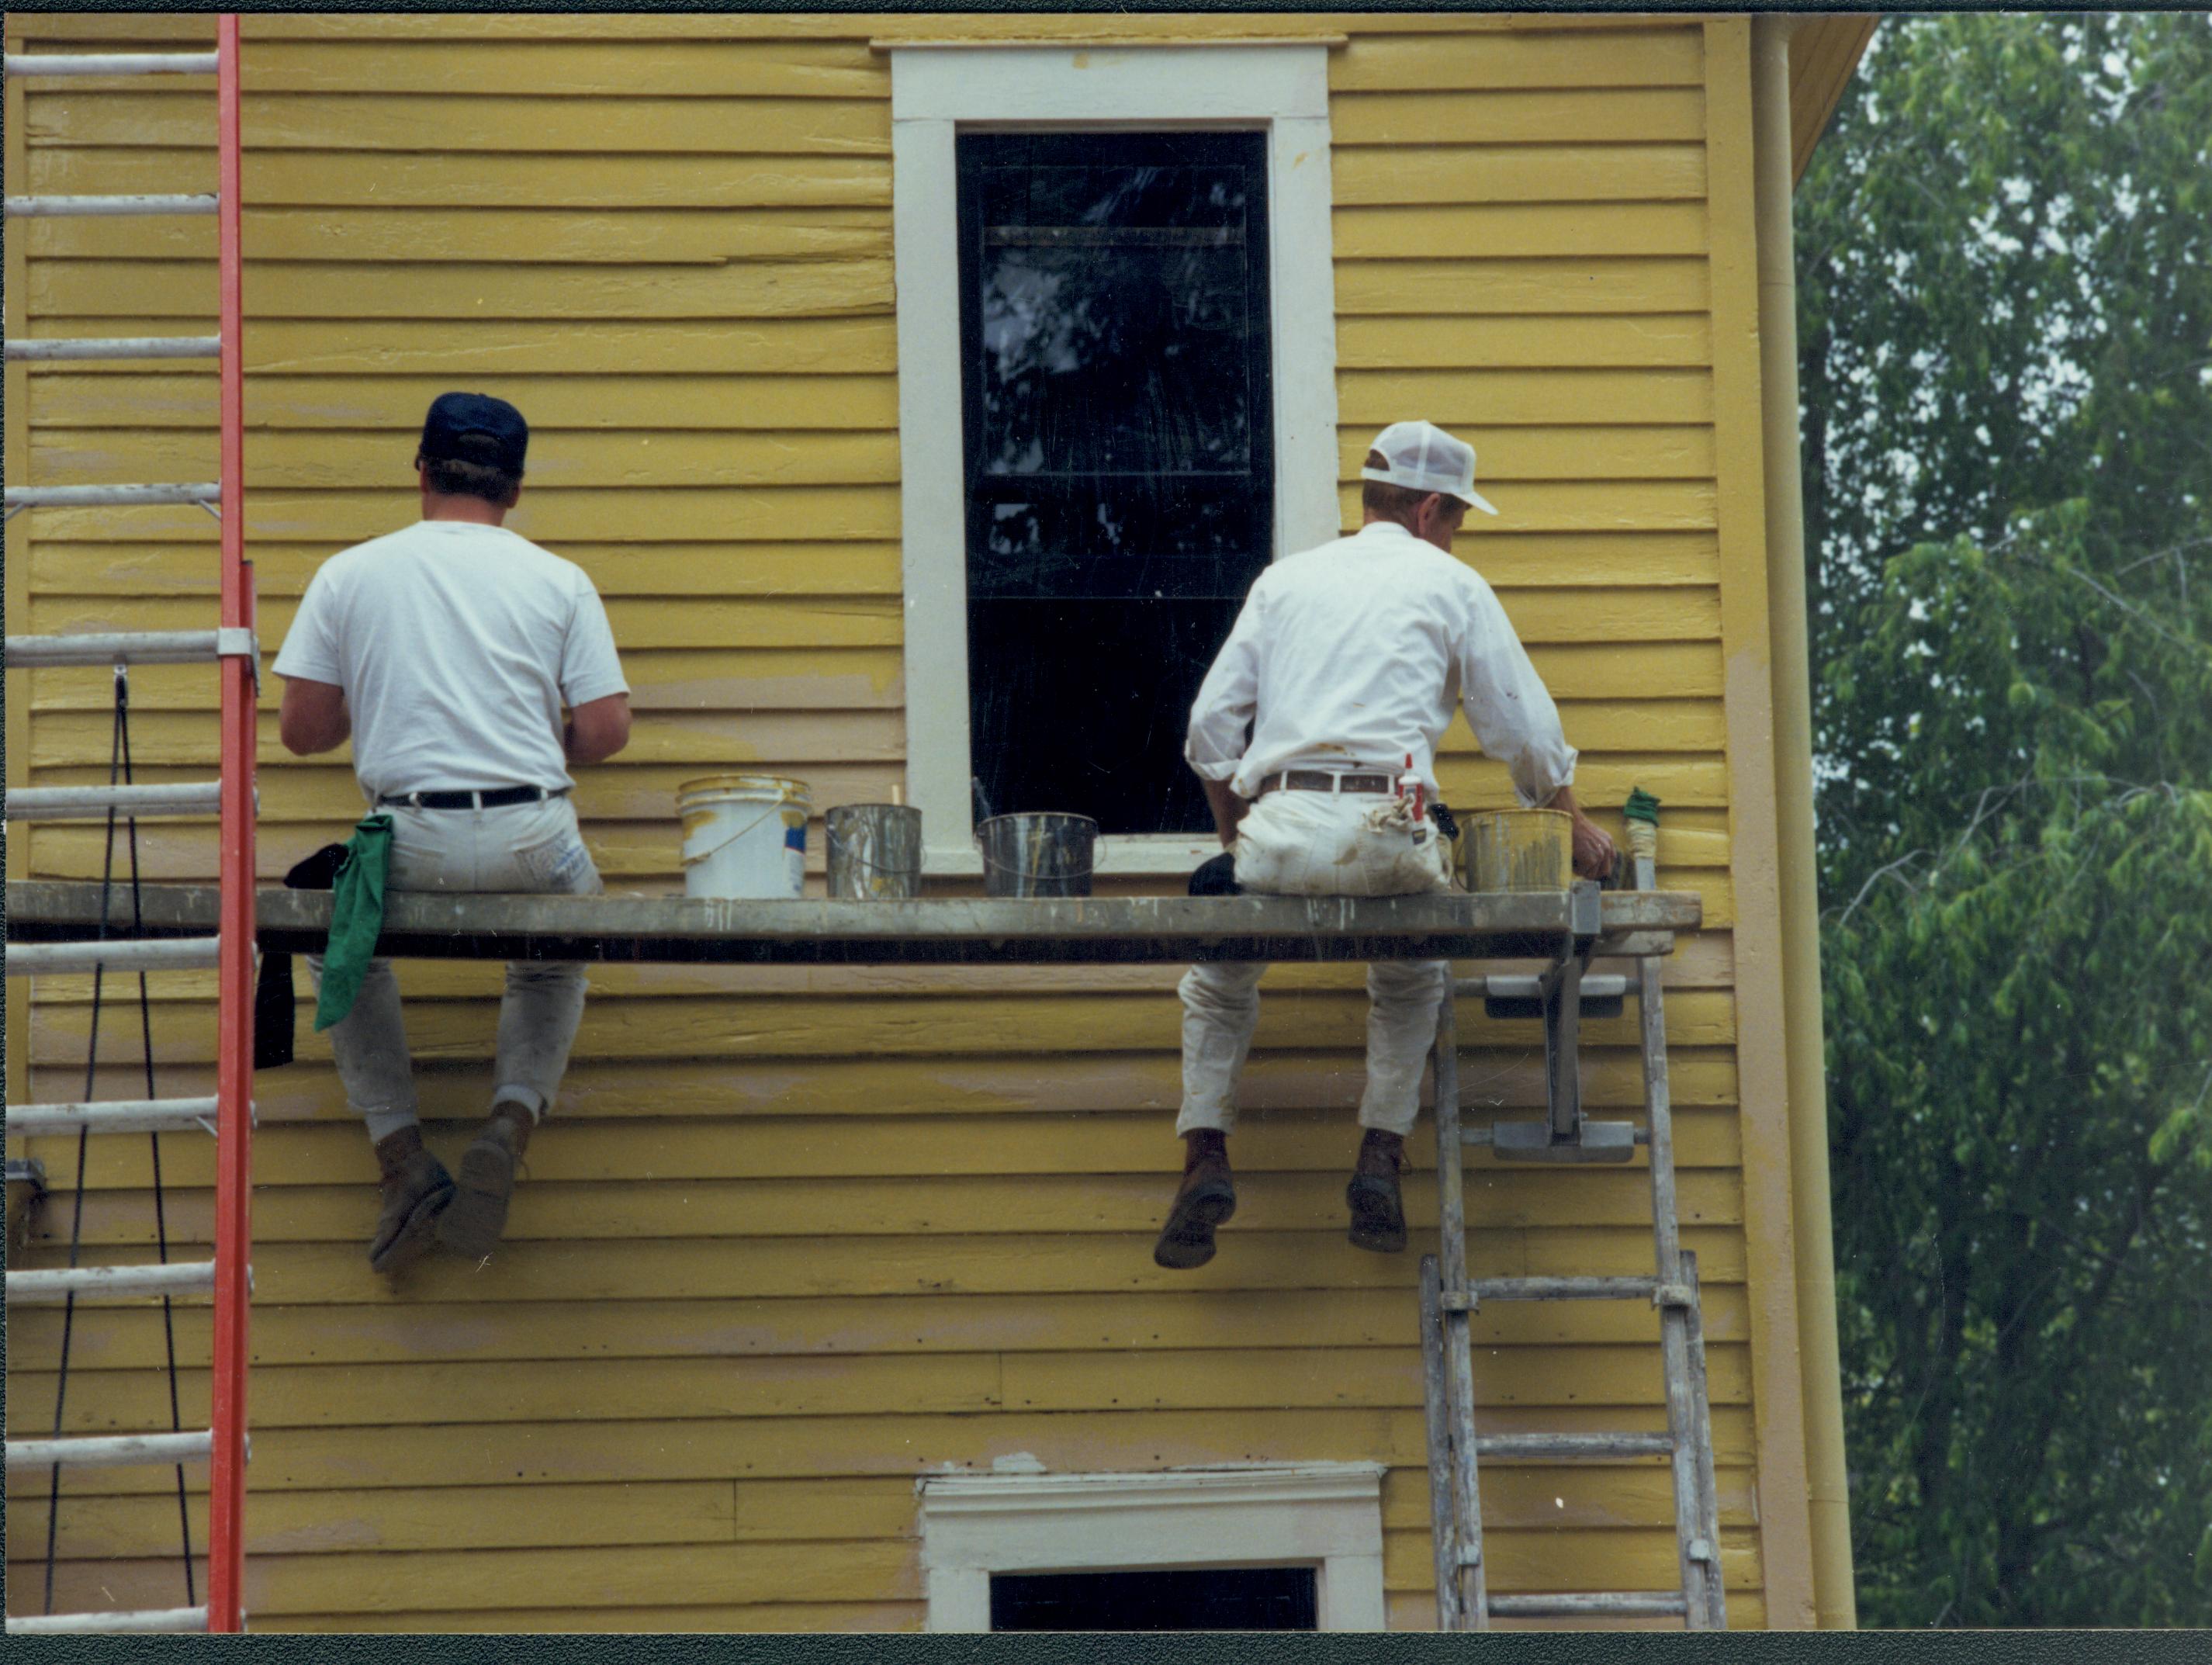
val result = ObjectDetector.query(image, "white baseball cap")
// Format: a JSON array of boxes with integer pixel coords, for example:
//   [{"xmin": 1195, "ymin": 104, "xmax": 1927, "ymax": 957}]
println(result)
[{"xmin": 1361, "ymin": 419, "xmax": 1498, "ymax": 516}]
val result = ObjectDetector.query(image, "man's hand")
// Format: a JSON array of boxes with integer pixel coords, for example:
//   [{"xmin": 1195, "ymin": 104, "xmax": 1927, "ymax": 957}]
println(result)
[
  {"xmin": 564, "ymin": 692, "xmax": 632, "ymax": 766},
  {"xmin": 278, "ymin": 676, "xmax": 351, "ymax": 756},
  {"xmin": 1199, "ymin": 776, "xmax": 1248, "ymax": 850},
  {"xmin": 1546, "ymin": 784, "xmax": 1617, "ymax": 881}
]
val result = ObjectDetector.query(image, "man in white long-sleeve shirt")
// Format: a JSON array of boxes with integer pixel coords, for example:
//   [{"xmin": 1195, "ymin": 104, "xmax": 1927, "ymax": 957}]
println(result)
[{"xmin": 1154, "ymin": 420, "xmax": 1615, "ymax": 1270}]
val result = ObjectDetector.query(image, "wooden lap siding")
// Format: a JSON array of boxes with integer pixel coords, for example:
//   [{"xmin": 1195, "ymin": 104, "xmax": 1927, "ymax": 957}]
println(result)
[{"xmin": 5, "ymin": 13, "xmax": 1778, "ymax": 1632}]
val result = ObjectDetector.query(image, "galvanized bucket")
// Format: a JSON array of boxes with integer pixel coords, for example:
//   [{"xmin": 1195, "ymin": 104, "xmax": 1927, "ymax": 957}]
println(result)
[
  {"xmin": 977, "ymin": 812, "xmax": 1098, "ymax": 898},
  {"xmin": 825, "ymin": 804, "xmax": 924, "ymax": 900}
]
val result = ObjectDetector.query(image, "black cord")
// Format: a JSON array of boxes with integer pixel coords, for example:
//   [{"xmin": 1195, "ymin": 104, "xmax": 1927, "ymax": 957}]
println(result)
[
  {"xmin": 117, "ymin": 673, "xmax": 199, "ymax": 1607},
  {"xmin": 42, "ymin": 668, "xmax": 125, "ymax": 1615}
]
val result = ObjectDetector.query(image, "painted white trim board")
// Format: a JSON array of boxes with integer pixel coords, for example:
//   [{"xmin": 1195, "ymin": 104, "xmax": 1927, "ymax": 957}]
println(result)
[{"xmin": 888, "ymin": 43, "xmax": 1341, "ymax": 878}]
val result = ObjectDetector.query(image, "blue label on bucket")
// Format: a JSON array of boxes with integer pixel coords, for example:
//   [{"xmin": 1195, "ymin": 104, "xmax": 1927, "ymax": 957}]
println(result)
[{"xmin": 784, "ymin": 826, "xmax": 807, "ymax": 852}]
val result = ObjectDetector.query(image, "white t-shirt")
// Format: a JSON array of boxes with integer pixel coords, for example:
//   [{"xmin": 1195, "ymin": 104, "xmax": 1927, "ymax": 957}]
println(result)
[
  {"xmin": 273, "ymin": 518, "xmax": 628, "ymax": 802},
  {"xmin": 1185, "ymin": 520, "xmax": 1578, "ymax": 807}
]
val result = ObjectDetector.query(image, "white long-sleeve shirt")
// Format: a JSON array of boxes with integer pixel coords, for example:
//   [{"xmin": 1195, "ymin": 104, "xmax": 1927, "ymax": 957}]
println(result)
[{"xmin": 1184, "ymin": 520, "xmax": 1577, "ymax": 806}]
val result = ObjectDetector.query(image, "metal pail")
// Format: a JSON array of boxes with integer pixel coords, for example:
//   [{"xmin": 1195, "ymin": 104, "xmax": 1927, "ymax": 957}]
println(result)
[
  {"xmin": 826, "ymin": 804, "xmax": 924, "ymax": 899},
  {"xmin": 1465, "ymin": 808, "xmax": 1573, "ymax": 893},
  {"xmin": 977, "ymin": 812, "xmax": 1098, "ymax": 898}
]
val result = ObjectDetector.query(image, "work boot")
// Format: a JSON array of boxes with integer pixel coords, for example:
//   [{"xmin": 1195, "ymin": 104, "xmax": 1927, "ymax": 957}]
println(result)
[
  {"xmin": 1153, "ymin": 1130, "xmax": 1237, "ymax": 1271},
  {"xmin": 1346, "ymin": 1128, "xmax": 1408, "ymax": 1254},
  {"xmin": 369, "ymin": 1124, "xmax": 454, "ymax": 1275},
  {"xmin": 435, "ymin": 1102, "xmax": 535, "ymax": 1262}
]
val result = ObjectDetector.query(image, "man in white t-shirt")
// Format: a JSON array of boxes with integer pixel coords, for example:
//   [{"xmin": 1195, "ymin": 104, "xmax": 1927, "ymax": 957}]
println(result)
[
  {"xmin": 274, "ymin": 392, "xmax": 632, "ymax": 1273},
  {"xmin": 1154, "ymin": 420, "xmax": 1616, "ymax": 1271}
]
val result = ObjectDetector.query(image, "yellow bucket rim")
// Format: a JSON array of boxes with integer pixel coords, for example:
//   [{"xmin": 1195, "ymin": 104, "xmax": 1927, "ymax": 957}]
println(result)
[{"xmin": 676, "ymin": 774, "xmax": 812, "ymax": 805}]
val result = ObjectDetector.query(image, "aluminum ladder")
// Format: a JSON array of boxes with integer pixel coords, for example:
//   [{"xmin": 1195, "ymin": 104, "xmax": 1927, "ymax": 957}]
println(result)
[
  {"xmin": 1418, "ymin": 810, "xmax": 1727, "ymax": 1630},
  {"xmin": 4, "ymin": 19, "xmax": 258, "ymax": 1635}
]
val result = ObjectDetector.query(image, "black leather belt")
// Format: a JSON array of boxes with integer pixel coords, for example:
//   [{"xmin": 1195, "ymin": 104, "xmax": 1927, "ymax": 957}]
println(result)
[
  {"xmin": 1258, "ymin": 770, "xmax": 1396, "ymax": 796},
  {"xmin": 378, "ymin": 784, "xmax": 568, "ymax": 811}
]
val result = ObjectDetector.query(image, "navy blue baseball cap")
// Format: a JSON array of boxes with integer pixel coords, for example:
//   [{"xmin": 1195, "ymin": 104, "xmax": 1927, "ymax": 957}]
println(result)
[{"xmin": 418, "ymin": 391, "xmax": 528, "ymax": 473}]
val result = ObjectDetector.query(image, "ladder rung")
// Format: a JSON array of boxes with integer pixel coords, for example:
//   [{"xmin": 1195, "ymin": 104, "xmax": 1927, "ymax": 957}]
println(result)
[
  {"xmin": 8, "ymin": 1096, "xmax": 223, "ymax": 1137},
  {"xmin": 6, "ymin": 336, "xmax": 221, "ymax": 362},
  {"xmin": 5, "ymin": 1429, "xmax": 215, "ymax": 1469},
  {"xmin": 1450, "ymin": 1276, "xmax": 1697, "ymax": 1307},
  {"xmin": 1488, "ymin": 1592, "xmax": 1688, "ymax": 1619},
  {"xmin": 6, "ymin": 192, "xmax": 217, "ymax": 217},
  {"xmin": 5, "ymin": 937, "xmax": 223, "ymax": 977},
  {"xmin": 1476, "ymin": 1432, "xmax": 1674, "ymax": 1460},
  {"xmin": 7, "ymin": 1260, "xmax": 218, "ymax": 1303},
  {"xmin": 2, "ymin": 51, "xmax": 220, "ymax": 77},
  {"xmin": 7, "ymin": 1606, "xmax": 210, "ymax": 1636},
  {"xmin": 4, "ymin": 483, "xmax": 220, "ymax": 510},
  {"xmin": 5, "ymin": 781, "xmax": 223, "ymax": 822},
  {"xmin": 5, "ymin": 629, "xmax": 227, "ymax": 667}
]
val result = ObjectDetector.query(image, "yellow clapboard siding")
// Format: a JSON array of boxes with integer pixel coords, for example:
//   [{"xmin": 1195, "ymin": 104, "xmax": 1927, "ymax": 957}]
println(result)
[
  {"xmin": 9, "ymin": 1478, "xmax": 905, "ymax": 1562},
  {"xmin": 29, "ymin": 147, "xmax": 894, "ymax": 208},
  {"xmin": 1459, "ymin": 533, "xmax": 1719, "ymax": 588},
  {"xmin": 1334, "ymin": 144, "xmax": 1708, "ymax": 207},
  {"xmin": 8, "ymin": 1224, "xmax": 1752, "ymax": 1309},
  {"xmin": 8, "ymin": 1285, "xmax": 1756, "ymax": 1374},
  {"xmin": 1334, "ymin": 258, "xmax": 1711, "ymax": 317},
  {"xmin": 25, "ymin": 489, "xmax": 901, "ymax": 545},
  {"xmin": 11, "ymin": 1352, "xmax": 1006, "ymax": 1435},
  {"xmin": 11, "ymin": 1343, "xmax": 1747, "ymax": 1442},
  {"xmin": 33, "ymin": 1166, "xmax": 1750, "ymax": 1254},
  {"xmin": 31, "ymin": 545, "xmax": 908, "ymax": 602},
  {"xmin": 29, "ymin": 258, "xmax": 895, "ymax": 321},
  {"xmin": 6, "ymin": 1404, "xmax": 1761, "ymax": 1500},
  {"xmin": 1338, "ymin": 368, "xmax": 1713, "ymax": 426},
  {"xmin": 26, "ymin": 92, "xmax": 892, "ymax": 156},
  {"xmin": 28, "ymin": 207, "xmax": 894, "ymax": 265},
  {"xmin": 1336, "ymin": 202, "xmax": 1707, "ymax": 261},
  {"xmin": 1379, "ymin": 1463, "xmax": 1757, "ymax": 1533},
  {"xmin": 226, "ymin": 40, "xmax": 891, "ymax": 99},
  {"xmin": 26, "ymin": 319, "xmax": 902, "ymax": 377},
  {"xmin": 29, "ymin": 1539, "xmax": 919, "ymax": 1618},
  {"xmin": 1331, "ymin": 27, "xmax": 1704, "ymax": 93},
  {"xmin": 26, "ymin": 981, "xmax": 1742, "ymax": 1068},
  {"xmin": 1333, "ymin": 88, "xmax": 1707, "ymax": 147},
  {"xmin": 1338, "ymin": 483, "xmax": 1715, "ymax": 533},
  {"xmin": 30, "ymin": 372, "xmax": 903, "ymax": 428},
  {"xmin": 1338, "ymin": 428, "xmax": 1715, "ymax": 481},
  {"xmin": 281, "ymin": 1604, "xmax": 924, "ymax": 1634},
  {"xmin": 32, "ymin": 427, "xmax": 902, "ymax": 490},
  {"xmin": 1338, "ymin": 313, "xmax": 1713, "ymax": 369}
]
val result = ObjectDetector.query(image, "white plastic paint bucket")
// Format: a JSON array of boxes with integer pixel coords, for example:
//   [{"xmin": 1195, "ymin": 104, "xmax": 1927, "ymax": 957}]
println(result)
[{"xmin": 677, "ymin": 774, "xmax": 811, "ymax": 900}]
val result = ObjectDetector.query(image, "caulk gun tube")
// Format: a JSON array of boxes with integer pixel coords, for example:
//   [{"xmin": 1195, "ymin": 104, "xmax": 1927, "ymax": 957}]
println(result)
[{"xmin": 1397, "ymin": 753, "xmax": 1424, "ymax": 821}]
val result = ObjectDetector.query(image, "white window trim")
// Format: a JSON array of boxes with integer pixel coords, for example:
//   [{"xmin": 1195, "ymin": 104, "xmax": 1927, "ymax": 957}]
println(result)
[
  {"xmin": 916, "ymin": 1461, "xmax": 1388, "ymax": 1632},
  {"xmin": 888, "ymin": 43, "xmax": 1341, "ymax": 878}
]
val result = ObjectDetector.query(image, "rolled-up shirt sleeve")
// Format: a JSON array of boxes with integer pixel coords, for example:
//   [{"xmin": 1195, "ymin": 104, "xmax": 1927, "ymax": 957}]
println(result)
[
  {"xmin": 1185, "ymin": 581, "xmax": 1266, "ymax": 784},
  {"xmin": 1459, "ymin": 578, "xmax": 1578, "ymax": 808}
]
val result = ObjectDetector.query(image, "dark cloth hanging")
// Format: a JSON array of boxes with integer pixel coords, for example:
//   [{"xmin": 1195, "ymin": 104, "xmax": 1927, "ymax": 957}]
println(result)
[{"xmin": 251, "ymin": 840, "xmax": 349, "ymax": 1070}]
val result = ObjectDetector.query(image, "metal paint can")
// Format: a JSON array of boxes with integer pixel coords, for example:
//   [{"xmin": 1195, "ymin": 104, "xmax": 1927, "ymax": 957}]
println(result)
[
  {"xmin": 677, "ymin": 774, "xmax": 811, "ymax": 899},
  {"xmin": 825, "ymin": 804, "xmax": 924, "ymax": 899},
  {"xmin": 977, "ymin": 812, "xmax": 1098, "ymax": 899}
]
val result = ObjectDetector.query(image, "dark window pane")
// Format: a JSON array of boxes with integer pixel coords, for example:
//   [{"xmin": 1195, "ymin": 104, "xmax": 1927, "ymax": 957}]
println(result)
[
  {"xmin": 990, "ymin": 1566, "xmax": 1319, "ymax": 1632},
  {"xmin": 957, "ymin": 132, "xmax": 1273, "ymax": 836}
]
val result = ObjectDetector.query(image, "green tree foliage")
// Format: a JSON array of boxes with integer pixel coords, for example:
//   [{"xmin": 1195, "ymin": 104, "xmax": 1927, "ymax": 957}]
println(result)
[{"xmin": 1796, "ymin": 12, "xmax": 2212, "ymax": 1626}]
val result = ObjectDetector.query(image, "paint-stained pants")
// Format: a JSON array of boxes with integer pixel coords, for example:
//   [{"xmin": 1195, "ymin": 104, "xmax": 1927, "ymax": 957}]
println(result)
[
  {"xmin": 309, "ymin": 795, "xmax": 601, "ymax": 1145},
  {"xmin": 1177, "ymin": 790, "xmax": 1453, "ymax": 1138}
]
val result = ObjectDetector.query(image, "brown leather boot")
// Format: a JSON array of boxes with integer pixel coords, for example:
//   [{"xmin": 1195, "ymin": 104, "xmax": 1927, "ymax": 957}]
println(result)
[
  {"xmin": 435, "ymin": 1102, "xmax": 534, "ymax": 1262},
  {"xmin": 369, "ymin": 1124, "xmax": 453, "ymax": 1275},
  {"xmin": 1346, "ymin": 1128, "xmax": 1407, "ymax": 1254},
  {"xmin": 1153, "ymin": 1130, "xmax": 1236, "ymax": 1270}
]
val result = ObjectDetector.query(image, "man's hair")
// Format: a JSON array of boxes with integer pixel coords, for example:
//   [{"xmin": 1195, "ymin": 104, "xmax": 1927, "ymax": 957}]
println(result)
[
  {"xmin": 1361, "ymin": 449, "xmax": 1464, "ymax": 530},
  {"xmin": 417, "ymin": 450, "xmax": 522, "ymax": 507}
]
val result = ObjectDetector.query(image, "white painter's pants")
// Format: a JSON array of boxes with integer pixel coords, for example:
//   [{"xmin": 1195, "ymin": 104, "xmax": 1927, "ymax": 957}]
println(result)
[
  {"xmin": 1177, "ymin": 790, "xmax": 1453, "ymax": 1138},
  {"xmin": 309, "ymin": 794, "xmax": 602, "ymax": 1145}
]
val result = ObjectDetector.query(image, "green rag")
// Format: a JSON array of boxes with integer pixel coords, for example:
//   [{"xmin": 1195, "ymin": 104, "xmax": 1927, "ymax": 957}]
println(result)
[
  {"xmin": 313, "ymin": 812, "xmax": 393, "ymax": 1033},
  {"xmin": 1623, "ymin": 787, "xmax": 1663, "ymax": 827}
]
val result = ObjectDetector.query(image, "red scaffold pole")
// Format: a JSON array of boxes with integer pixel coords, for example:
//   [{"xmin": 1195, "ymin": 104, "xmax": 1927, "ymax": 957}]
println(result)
[{"xmin": 207, "ymin": 10, "xmax": 256, "ymax": 1634}]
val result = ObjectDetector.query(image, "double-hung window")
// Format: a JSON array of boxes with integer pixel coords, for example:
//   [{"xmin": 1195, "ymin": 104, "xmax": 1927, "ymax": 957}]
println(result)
[{"xmin": 889, "ymin": 43, "xmax": 1339, "ymax": 874}]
